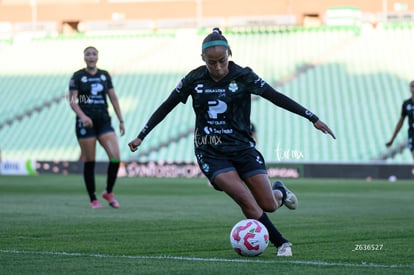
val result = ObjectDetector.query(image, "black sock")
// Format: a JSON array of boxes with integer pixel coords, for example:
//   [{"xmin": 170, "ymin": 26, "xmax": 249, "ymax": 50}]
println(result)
[
  {"xmin": 258, "ymin": 212, "xmax": 288, "ymax": 247},
  {"xmin": 83, "ymin": 161, "xmax": 96, "ymax": 202},
  {"xmin": 106, "ymin": 161, "xmax": 120, "ymax": 194}
]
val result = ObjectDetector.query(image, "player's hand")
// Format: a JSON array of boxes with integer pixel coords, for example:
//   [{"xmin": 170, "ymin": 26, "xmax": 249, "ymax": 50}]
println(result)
[
  {"xmin": 119, "ymin": 122, "xmax": 125, "ymax": 136},
  {"xmin": 128, "ymin": 138, "xmax": 142, "ymax": 152},
  {"xmin": 314, "ymin": 120, "xmax": 336, "ymax": 139},
  {"xmin": 81, "ymin": 116, "xmax": 93, "ymax": 128},
  {"xmin": 385, "ymin": 140, "xmax": 393, "ymax": 147}
]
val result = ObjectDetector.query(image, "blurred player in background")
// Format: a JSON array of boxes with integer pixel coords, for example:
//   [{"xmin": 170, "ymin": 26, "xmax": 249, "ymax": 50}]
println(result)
[
  {"xmin": 69, "ymin": 46, "xmax": 125, "ymax": 208},
  {"xmin": 386, "ymin": 80, "xmax": 414, "ymax": 159},
  {"xmin": 128, "ymin": 28, "xmax": 335, "ymax": 256}
]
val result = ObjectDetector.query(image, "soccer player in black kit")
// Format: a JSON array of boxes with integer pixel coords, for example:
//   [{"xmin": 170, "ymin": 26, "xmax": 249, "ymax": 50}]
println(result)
[
  {"xmin": 128, "ymin": 28, "xmax": 335, "ymax": 256},
  {"xmin": 386, "ymin": 80, "xmax": 414, "ymax": 158},
  {"xmin": 69, "ymin": 46, "xmax": 125, "ymax": 209}
]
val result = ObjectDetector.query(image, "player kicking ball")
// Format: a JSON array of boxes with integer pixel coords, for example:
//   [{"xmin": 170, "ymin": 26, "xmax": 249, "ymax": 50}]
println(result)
[{"xmin": 129, "ymin": 28, "xmax": 335, "ymax": 256}]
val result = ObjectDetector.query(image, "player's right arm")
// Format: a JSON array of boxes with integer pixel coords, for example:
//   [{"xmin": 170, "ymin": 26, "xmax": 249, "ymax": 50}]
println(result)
[
  {"xmin": 128, "ymin": 91, "xmax": 182, "ymax": 152},
  {"xmin": 386, "ymin": 115, "xmax": 405, "ymax": 147},
  {"xmin": 69, "ymin": 89, "xmax": 93, "ymax": 128}
]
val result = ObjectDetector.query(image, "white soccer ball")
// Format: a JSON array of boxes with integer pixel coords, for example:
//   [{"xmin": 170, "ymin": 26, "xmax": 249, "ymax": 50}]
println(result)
[{"xmin": 229, "ymin": 219, "xmax": 269, "ymax": 256}]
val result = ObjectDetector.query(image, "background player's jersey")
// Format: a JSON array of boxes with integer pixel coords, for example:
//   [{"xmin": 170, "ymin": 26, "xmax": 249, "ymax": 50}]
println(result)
[
  {"xmin": 69, "ymin": 69, "xmax": 113, "ymax": 119},
  {"xmin": 175, "ymin": 61, "xmax": 269, "ymax": 155},
  {"xmin": 401, "ymin": 98, "xmax": 414, "ymax": 134}
]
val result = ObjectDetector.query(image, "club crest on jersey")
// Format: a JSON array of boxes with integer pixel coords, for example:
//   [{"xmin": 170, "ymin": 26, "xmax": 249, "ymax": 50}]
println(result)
[
  {"xmin": 81, "ymin": 76, "xmax": 88, "ymax": 83},
  {"xmin": 228, "ymin": 81, "xmax": 238, "ymax": 93},
  {"xmin": 100, "ymin": 74, "xmax": 107, "ymax": 81}
]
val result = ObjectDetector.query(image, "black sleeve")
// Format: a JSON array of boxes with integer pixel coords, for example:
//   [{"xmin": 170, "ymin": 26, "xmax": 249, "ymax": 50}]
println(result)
[
  {"xmin": 137, "ymin": 91, "xmax": 182, "ymax": 140},
  {"xmin": 261, "ymin": 86, "xmax": 319, "ymax": 123},
  {"xmin": 401, "ymin": 102, "xmax": 407, "ymax": 117}
]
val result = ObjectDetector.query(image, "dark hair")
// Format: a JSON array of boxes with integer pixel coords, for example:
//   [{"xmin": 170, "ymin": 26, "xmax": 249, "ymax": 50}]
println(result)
[
  {"xmin": 201, "ymin": 28, "xmax": 232, "ymax": 56},
  {"xmin": 83, "ymin": 46, "xmax": 98, "ymax": 53}
]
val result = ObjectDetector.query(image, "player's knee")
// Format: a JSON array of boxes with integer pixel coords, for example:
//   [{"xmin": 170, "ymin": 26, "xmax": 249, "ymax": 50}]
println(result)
[
  {"xmin": 260, "ymin": 200, "xmax": 279, "ymax": 212},
  {"xmin": 262, "ymin": 205, "xmax": 277, "ymax": 213}
]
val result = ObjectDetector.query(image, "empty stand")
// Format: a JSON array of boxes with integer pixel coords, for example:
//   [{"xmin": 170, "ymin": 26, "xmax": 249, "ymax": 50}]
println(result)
[{"xmin": 0, "ymin": 27, "xmax": 412, "ymax": 163}]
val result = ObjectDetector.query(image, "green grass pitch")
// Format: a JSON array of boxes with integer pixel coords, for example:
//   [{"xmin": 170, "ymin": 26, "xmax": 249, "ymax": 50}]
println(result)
[{"xmin": 0, "ymin": 175, "xmax": 413, "ymax": 274}]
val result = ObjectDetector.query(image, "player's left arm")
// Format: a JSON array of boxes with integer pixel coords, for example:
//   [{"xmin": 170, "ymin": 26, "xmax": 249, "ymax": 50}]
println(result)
[
  {"xmin": 261, "ymin": 87, "xmax": 336, "ymax": 139},
  {"xmin": 107, "ymin": 88, "xmax": 125, "ymax": 136}
]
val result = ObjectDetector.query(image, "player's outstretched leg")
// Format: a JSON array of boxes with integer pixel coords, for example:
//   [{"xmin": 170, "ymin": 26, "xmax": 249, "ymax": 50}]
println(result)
[
  {"xmin": 277, "ymin": 242, "xmax": 293, "ymax": 256},
  {"xmin": 258, "ymin": 213, "xmax": 293, "ymax": 256},
  {"xmin": 272, "ymin": 180, "xmax": 298, "ymax": 210}
]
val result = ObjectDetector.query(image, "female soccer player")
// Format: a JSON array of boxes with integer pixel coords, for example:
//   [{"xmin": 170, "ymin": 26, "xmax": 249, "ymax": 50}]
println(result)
[
  {"xmin": 386, "ymin": 80, "xmax": 414, "ymax": 159},
  {"xmin": 69, "ymin": 46, "xmax": 125, "ymax": 209},
  {"xmin": 128, "ymin": 28, "xmax": 335, "ymax": 256}
]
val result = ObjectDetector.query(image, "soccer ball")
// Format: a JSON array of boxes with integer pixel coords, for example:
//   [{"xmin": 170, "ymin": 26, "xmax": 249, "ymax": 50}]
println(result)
[{"xmin": 229, "ymin": 219, "xmax": 269, "ymax": 256}]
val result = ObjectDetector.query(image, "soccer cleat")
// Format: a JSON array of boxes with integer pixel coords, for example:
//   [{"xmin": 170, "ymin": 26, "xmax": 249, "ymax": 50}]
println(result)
[
  {"xmin": 272, "ymin": 180, "xmax": 298, "ymax": 210},
  {"xmin": 90, "ymin": 200, "xmax": 103, "ymax": 209},
  {"xmin": 277, "ymin": 242, "xmax": 293, "ymax": 256},
  {"xmin": 102, "ymin": 191, "xmax": 120, "ymax": 208}
]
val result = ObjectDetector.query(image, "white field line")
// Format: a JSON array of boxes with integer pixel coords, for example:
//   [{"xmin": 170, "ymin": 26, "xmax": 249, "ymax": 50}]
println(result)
[{"xmin": 0, "ymin": 249, "xmax": 413, "ymax": 270}]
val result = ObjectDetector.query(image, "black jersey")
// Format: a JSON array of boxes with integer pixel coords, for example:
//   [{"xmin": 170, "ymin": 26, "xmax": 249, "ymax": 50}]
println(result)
[
  {"xmin": 137, "ymin": 61, "xmax": 318, "ymax": 157},
  {"xmin": 401, "ymin": 98, "xmax": 414, "ymax": 133},
  {"xmin": 175, "ymin": 61, "xmax": 269, "ymax": 155},
  {"xmin": 69, "ymin": 69, "xmax": 113, "ymax": 119}
]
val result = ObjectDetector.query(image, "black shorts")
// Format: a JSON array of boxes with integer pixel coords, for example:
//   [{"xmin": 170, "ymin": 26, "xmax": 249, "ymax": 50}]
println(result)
[
  {"xmin": 195, "ymin": 148, "xmax": 268, "ymax": 190},
  {"xmin": 75, "ymin": 116, "xmax": 114, "ymax": 139}
]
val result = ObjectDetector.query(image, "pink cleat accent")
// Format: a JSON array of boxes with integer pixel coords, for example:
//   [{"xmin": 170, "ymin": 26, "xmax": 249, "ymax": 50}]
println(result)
[
  {"xmin": 90, "ymin": 200, "xmax": 103, "ymax": 209},
  {"xmin": 102, "ymin": 191, "xmax": 120, "ymax": 208}
]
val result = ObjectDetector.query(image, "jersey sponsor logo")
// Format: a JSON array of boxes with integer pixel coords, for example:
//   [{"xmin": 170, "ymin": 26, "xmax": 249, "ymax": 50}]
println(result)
[
  {"xmin": 208, "ymin": 100, "xmax": 227, "ymax": 119},
  {"xmin": 228, "ymin": 81, "xmax": 238, "ymax": 92},
  {"xmin": 203, "ymin": 126, "xmax": 213, "ymax": 134},
  {"xmin": 91, "ymin": 83, "xmax": 104, "ymax": 95},
  {"xmin": 194, "ymin": 84, "xmax": 227, "ymax": 94},
  {"xmin": 195, "ymin": 84, "xmax": 203, "ymax": 93},
  {"xmin": 88, "ymin": 77, "xmax": 101, "ymax": 81},
  {"xmin": 202, "ymin": 126, "xmax": 233, "ymax": 135},
  {"xmin": 207, "ymin": 120, "xmax": 225, "ymax": 126},
  {"xmin": 205, "ymin": 88, "xmax": 226, "ymax": 94}
]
